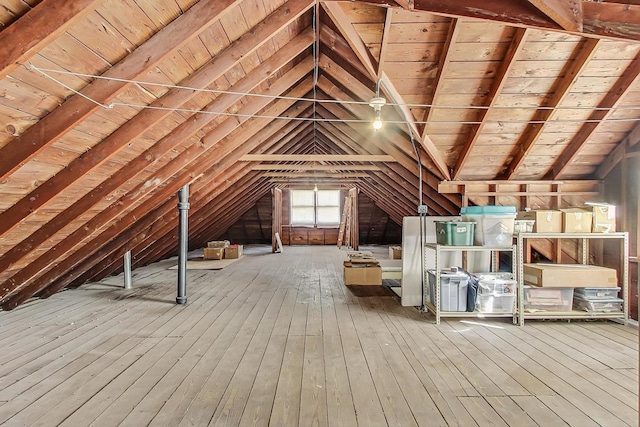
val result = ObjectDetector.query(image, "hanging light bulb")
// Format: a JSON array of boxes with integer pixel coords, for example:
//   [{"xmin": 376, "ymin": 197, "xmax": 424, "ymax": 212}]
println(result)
[
  {"xmin": 314, "ymin": 184, "xmax": 318, "ymax": 192},
  {"xmin": 369, "ymin": 95, "xmax": 386, "ymax": 131},
  {"xmin": 372, "ymin": 111, "xmax": 383, "ymax": 131}
]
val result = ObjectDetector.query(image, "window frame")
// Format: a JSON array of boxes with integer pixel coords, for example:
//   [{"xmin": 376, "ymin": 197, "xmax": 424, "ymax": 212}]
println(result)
[{"xmin": 290, "ymin": 189, "xmax": 341, "ymax": 227}]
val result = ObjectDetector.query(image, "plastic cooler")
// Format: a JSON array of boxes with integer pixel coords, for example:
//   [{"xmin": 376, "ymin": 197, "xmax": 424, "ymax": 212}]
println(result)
[
  {"xmin": 427, "ymin": 270, "xmax": 468, "ymax": 311},
  {"xmin": 435, "ymin": 221, "xmax": 475, "ymax": 245},
  {"xmin": 461, "ymin": 206, "xmax": 517, "ymax": 246}
]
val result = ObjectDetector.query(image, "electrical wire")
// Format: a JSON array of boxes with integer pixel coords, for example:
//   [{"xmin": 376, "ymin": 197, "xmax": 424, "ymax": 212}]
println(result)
[{"xmin": 27, "ymin": 63, "xmax": 640, "ymax": 114}]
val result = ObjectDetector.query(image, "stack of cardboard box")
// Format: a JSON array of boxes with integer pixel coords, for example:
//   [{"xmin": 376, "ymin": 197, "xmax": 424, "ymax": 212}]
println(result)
[
  {"xmin": 344, "ymin": 252, "xmax": 382, "ymax": 285},
  {"xmin": 203, "ymin": 240, "xmax": 243, "ymax": 260}
]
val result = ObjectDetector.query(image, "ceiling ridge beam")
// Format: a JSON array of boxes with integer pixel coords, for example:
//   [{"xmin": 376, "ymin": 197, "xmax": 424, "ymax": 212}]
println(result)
[
  {"xmin": 453, "ymin": 27, "xmax": 529, "ymax": 180},
  {"xmin": 501, "ymin": 36, "xmax": 601, "ymax": 179},
  {"xmin": 0, "ymin": 0, "xmax": 104, "ymax": 80},
  {"xmin": 0, "ymin": 3, "xmax": 314, "ymax": 239},
  {"xmin": 0, "ymin": 0, "xmax": 242, "ymax": 181},
  {"xmin": 544, "ymin": 52, "xmax": 640, "ymax": 179}
]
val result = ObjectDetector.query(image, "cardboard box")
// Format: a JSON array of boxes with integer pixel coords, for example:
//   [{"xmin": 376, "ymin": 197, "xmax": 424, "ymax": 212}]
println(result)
[
  {"xmin": 203, "ymin": 247, "xmax": 224, "ymax": 260},
  {"xmin": 523, "ymin": 263, "xmax": 618, "ymax": 288},
  {"xmin": 389, "ymin": 246, "xmax": 402, "ymax": 259},
  {"xmin": 224, "ymin": 244, "xmax": 243, "ymax": 259},
  {"xmin": 207, "ymin": 240, "xmax": 229, "ymax": 248},
  {"xmin": 343, "ymin": 263, "xmax": 382, "ymax": 285},
  {"xmin": 561, "ymin": 208, "xmax": 593, "ymax": 233},
  {"xmin": 584, "ymin": 203, "xmax": 616, "ymax": 233},
  {"xmin": 517, "ymin": 210, "xmax": 562, "ymax": 233}
]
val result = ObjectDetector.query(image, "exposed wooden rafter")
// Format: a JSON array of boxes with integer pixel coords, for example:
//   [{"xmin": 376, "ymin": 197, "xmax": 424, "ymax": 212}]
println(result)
[
  {"xmin": 545, "ymin": 52, "xmax": 640, "ymax": 179},
  {"xmin": 453, "ymin": 27, "xmax": 529, "ymax": 180},
  {"xmin": 421, "ymin": 18, "xmax": 460, "ymax": 134},
  {"xmin": 501, "ymin": 36, "xmax": 601, "ymax": 179},
  {"xmin": 0, "ymin": 0, "xmax": 103, "ymax": 80},
  {"xmin": 526, "ymin": 0, "xmax": 583, "ymax": 32},
  {"xmin": 0, "ymin": 0, "xmax": 242, "ymax": 182},
  {"xmin": 0, "ymin": 0, "xmax": 314, "ymax": 240}
]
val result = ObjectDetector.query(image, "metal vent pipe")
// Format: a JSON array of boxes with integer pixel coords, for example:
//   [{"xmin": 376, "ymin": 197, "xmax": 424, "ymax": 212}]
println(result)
[{"xmin": 176, "ymin": 184, "xmax": 190, "ymax": 304}]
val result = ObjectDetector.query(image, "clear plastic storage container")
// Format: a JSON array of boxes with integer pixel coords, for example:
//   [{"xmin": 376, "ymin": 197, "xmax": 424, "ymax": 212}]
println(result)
[
  {"xmin": 461, "ymin": 206, "xmax": 517, "ymax": 246},
  {"xmin": 523, "ymin": 286, "xmax": 573, "ymax": 312},
  {"xmin": 573, "ymin": 294, "xmax": 623, "ymax": 312},
  {"xmin": 573, "ymin": 287, "xmax": 620, "ymax": 299}
]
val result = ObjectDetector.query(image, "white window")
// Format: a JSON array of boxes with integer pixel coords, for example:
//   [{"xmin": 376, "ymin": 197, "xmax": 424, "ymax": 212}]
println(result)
[{"xmin": 290, "ymin": 189, "xmax": 341, "ymax": 227}]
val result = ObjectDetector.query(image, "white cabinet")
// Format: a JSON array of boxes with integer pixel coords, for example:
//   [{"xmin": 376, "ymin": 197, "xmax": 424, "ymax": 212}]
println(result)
[
  {"xmin": 423, "ymin": 243, "xmax": 517, "ymax": 325},
  {"xmin": 515, "ymin": 232, "xmax": 629, "ymax": 326}
]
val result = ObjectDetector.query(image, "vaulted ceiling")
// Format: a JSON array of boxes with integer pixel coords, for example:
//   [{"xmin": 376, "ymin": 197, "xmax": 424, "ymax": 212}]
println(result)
[{"xmin": 1, "ymin": 0, "xmax": 639, "ymax": 309}]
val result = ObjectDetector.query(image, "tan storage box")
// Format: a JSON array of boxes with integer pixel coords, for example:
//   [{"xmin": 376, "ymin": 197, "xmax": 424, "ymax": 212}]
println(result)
[
  {"xmin": 584, "ymin": 203, "xmax": 616, "ymax": 233},
  {"xmin": 389, "ymin": 246, "xmax": 402, "ymax": 259},
  {"xmin": 203, "ymin": 247, "xmax": 224, "ymax": 260},
  {"xmin": 207, "ymin": 240, "xmax": 230, "ymax": 248},
  {"xmin": 224, "ymin": 245, "xmax": 243, "ymax": 259},
  {"xmin": 517, "ymin": 210, "xmax": 562, "ymax": 233},
  {"xmin": 344, "ymin": 262, "xmax": 382, "ymax": 285},
  {"xmin": 523, "ymin": 263, "xmax": 618, "ymax": 288},
  {"xmin": 561, "ymin": 208, "xmax": 593, "ymax": 233}
]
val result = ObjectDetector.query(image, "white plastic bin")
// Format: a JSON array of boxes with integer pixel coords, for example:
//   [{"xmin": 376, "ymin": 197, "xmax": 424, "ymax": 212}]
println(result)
[{"xmin": 461, "ymin": 206, "xmax": 516, "ymax": 246}]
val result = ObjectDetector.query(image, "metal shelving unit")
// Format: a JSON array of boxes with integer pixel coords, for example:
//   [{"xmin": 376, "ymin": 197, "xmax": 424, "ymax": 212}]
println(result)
[
  {"xmin": 515, "ymin": 232, "xmax": 629, "ymax": 326},
  {"xmin": 423, "ymin": 243, "xmax": 517, "ymax": 325}
]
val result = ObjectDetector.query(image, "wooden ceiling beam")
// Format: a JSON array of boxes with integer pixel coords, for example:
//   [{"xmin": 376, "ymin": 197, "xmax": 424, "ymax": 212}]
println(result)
[
  {"xmin": 241, "ymin": 154, "xmax": 395, "ymax": 162},
  {"xmin": 377, "ymin": 8, "xmax": 394, "ymax": 80},
  {"xmin": 0, "ymin": 0, "xmax": 242, "ymax": 182},
  {"xmin": 526, "ymin": 0, "xmax": 583, "ymax": 32},
  {"xmin": 545, "ymin": 53, "xmax": 640, "ymax": 179},
  {"xmin": 0, "ymin": 0, "xmax": 104, "ymax": 80},
  {"xmin": 0, "ymin": 22, "xmax": 315, "ymax": 240},
  {"xmin": 252, "ymin": 164, "xmax": 380, "ymax": 171},
  {"xmin": 322, "ymin": 2, "xmax": 378, "ymax": 78},
  {"xmin": 263, "ymin": 172, "xmax": 370, "ymax": 178},
  {"xmin": 319, "ymin": 25, "xmax": 371, "ymax": 82},
  {"xmin": 421, "ymin": 18, "xmax": 459, "ymax": 134},
  {"xmin": 583, "ymin": 1, "xmax": 640, "ymax": 41},
  {"xmin": 454, "ymin": 27, "xmax": 529, "ymax": 180},
  {"xmin": 501, "ymin": 37, "xmax": 601, "ymax": 179},
  {"xmin": 0, "ymin": 80, "xmax": 314, "ymax": 306}
]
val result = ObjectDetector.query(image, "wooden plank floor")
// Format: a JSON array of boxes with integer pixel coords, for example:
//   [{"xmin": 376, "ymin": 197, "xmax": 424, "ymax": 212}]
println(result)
[{"xmin": 0, "ymin": 245, "xmax": 637, "ymax": 427}]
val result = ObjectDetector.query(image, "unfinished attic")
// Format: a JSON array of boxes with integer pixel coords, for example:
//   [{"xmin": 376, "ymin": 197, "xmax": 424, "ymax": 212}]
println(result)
[{"xmin": 0, "ymin": 0, "xmax": 639, "ymax": 426}]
